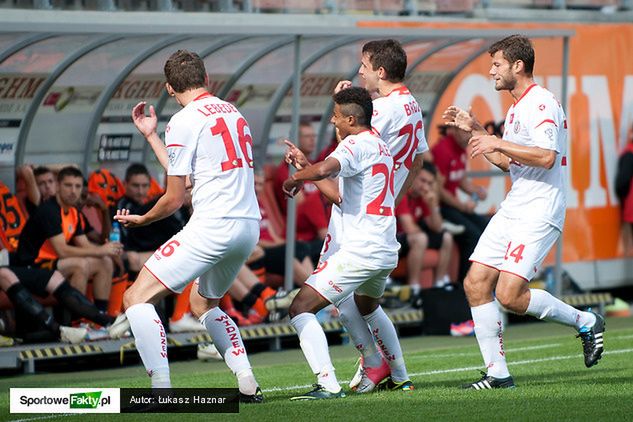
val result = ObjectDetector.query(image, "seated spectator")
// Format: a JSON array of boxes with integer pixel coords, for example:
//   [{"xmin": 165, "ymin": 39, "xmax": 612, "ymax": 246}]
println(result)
[
  {"xmin": 15, "ymin": 167, "xmax": 121, "ymax": 314},
  {"xmin": 406, "ymin": 161, "xmax": 455, "ymax": 288},
  {"xmin": 431, "ymin": 125, "xmax": 489, "ymax": 282},
  {"xmin": 225, "ymin": 264, "xmax": 277, "ymax": 325},
  {"xmin": 394, "ymin": 197, "xmax": 429, "ymax": 292},
  {"xmin": 0, "ymin": 179, "xmax": 28, "ymax": 253},
  {"xmin": 0, "ymin": 227, "xmax": 114, "ymax": 343}
]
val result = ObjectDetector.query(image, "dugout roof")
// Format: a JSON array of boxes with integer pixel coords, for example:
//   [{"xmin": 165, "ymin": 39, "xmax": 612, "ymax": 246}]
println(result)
[{"xmin": 0, "ymin": 11, "xmax": 572, "ymax": 174}]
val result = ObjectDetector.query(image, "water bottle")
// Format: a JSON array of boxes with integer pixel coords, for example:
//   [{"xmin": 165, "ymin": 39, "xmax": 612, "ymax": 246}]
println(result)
[{"xmin": 109, "ymin": 221, "xmax": 121, "ymax": 243}]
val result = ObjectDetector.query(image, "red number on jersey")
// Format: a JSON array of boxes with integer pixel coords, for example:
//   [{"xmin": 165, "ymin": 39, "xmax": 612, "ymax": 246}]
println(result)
[
  {"xmin": 161, "ymin": 240, "xmax": 181, "ymax": 257},
  {"xmin": 366, "ymin": 163, "xmax": 395, "ymax": 216},
  {"xmin": 236, "ymin": 117, "xmax": 254, "ymax": 168},
  {"xmin": 504, "ymin": 241, "xmax": 525, "ymax": 264},
  {"xmin": 210, "ymin": 117, "xmax": 253, "ymax": 171},
  {"xmin": 393, "ymin": 120, "xmax": 423, "ymax": 170}
]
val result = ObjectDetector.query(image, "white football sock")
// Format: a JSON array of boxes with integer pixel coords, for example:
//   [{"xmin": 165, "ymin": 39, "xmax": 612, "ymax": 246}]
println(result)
[
  {"xmin": 526, "ymin": 288, "xmax": 596, "ymax": 330},
  {"xmin": 126, "ymin": 303, "xmax": 171, "ymax": 388},
  {"xmin": 471, "ymin": 301, "xmax": 510, "ymax": 379},
  {"xmin": 363, "ymin": 306, "xmax": 409, "ymax": 382},
  {"xmin": 337, "ymin": 295, "xmax": 382, "ymax": 368},
  {"xmin": 291, "ymin": 313, "xmax": 341, "ymax": 393},
  {"xmin": 199, "ymin": 307, "xmax": 257, "ymax": 395}
]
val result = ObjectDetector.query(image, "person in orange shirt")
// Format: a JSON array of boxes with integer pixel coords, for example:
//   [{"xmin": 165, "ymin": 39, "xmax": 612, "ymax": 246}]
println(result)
[{"xmin": 15, "ymin": 167, "xmax": 122, "ymax": 313}]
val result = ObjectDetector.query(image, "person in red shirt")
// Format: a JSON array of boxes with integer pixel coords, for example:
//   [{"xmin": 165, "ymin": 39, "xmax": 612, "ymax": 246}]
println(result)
[
  {"xmin": 431, "ymin": 125, "xmax": 488, "ymax": 282},
  {"xmin": 274, "ymin": 122, "xmax": 318, "ymax": 213}
]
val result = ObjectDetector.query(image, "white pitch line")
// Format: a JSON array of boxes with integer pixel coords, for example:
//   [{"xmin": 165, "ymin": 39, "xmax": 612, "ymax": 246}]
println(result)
[
  {"xmin": 407, "ymin": 343, "xmax": 562, "ymax": 360},
  {"xmin": 262, "ymin": 347, "xmax": 633, "ymax": 393}
]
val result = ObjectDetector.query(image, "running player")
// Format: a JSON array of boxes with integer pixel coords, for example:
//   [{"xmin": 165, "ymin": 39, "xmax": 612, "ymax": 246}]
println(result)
[
  {"xmin": 283, "ymin": 87, "xmax": 399, "ymax": 400},
  {"xmin": 114, "ymin": 50, "xmax": 263, "ymax": 402},
  {"xmin": 442, "ymin": 34, "xmax": 604, "ymax": 389}
]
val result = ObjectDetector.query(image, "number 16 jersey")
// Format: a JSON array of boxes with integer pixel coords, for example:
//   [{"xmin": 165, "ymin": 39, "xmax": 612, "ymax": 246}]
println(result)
[{"xmin": 165, "ymin": 93, "xmax": 260, "ymax": 221}]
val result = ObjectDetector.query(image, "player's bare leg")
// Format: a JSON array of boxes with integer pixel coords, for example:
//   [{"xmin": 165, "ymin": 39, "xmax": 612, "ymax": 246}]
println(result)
[
  {"xmin": 355, "ymin": 294, "xmax": 413, "ymax": 391},
  {"xmin": 122, "ymin": 267, "xmax": 173, "ymax": 389},
  {"xmin": 288, "ymin": 287, "xmax": 345, "ymax": 400},
  {"xmin": 190, "ymin": 285, "xmax": 263, "ymax": 403}
]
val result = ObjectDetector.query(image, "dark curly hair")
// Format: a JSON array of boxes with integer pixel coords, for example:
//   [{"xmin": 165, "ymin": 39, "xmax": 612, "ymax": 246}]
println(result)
[
  {"xmin": 488, "ymin": 35, "xmax": 535, "ymax": 76},
  {"xmin": 164, "ymin": 50, "xmax": 206, "ymax": 93},
  {"xmin": 332, "ymin": 87, "xmax": 373, "ymax": 128}
]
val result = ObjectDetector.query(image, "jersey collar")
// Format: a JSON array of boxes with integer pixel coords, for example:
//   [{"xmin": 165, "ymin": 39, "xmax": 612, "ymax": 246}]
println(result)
[
  {"xmin": 193, "ymin": 92, "xmax": 213, "ymax": 101},
  {"xmin": 514, "ymin": 83, "xmax": 537, "ymax": 106}
]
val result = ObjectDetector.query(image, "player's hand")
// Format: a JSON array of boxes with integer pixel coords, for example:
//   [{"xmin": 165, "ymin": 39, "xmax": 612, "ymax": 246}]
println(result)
[
  {"xmin": 102, "ymin": 241, "xmax": 123, "ymax": 257},
  {"xmin": 469, "ymin": 134, "xmax": 500, "ymax": 158},
  {"xmin": 114, "ymin": 208, "xmax": 147, "ymax": 228},
  {"xmin": 442, "ymin": 106, "xmax": 476, "ymax": 133},
  {"xmin": 131, "ymin": 101, "xmax": 158, "ymax": 138},
  {"xmin": 284, "ymin": 140, "xmax": 309, "ymax": 170},
  {"xmin": 334, "ymin": 80, "xmax": 352, "ymax": 94},
  {"xmin": 282, "ymin": 178, "xmax": 304, "ymax": 198}
]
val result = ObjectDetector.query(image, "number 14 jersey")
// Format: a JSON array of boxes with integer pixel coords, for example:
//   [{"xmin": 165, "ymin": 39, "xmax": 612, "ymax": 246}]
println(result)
[{"xmin": 165, "ymin": 93, "xmax": 260, "ymax": 221}]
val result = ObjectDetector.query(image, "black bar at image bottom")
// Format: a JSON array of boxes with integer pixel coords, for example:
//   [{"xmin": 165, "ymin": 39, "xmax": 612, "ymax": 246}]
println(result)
[{"xmin": 120, "ymin": 388, "xmax": 240, "ymax": 413}]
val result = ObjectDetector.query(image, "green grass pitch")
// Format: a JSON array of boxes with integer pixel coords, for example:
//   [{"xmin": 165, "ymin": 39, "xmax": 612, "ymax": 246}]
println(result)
[{"xmin": 3, "ymin": 316, "xmax": 633, "ymax": 421}]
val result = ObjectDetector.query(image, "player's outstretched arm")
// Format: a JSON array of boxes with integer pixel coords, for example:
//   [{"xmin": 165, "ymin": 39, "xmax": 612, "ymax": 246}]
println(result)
[
  {"xmin": 283, "ymin": 158, "xmax": 342, "ymax": 204},
  {"xmin": 283, "ymin": 140, "xmax": 341, "ymax": 205},
  {"xmin": 470, "ymin": 135, "xmax": 556, "ymax": 170}
]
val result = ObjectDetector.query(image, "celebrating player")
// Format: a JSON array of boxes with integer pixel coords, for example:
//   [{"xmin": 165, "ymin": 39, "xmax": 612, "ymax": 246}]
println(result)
[
  {"xmin": 114, "ymin": 50, "xmax": 263, "ymax": 402},
  {"xmin": 442, "ymin": 35, "xmax": 605, "ymax": 389},
  {"xmin": 334, "ymin": 39, "xmax": 427, "ymax": 392},
  {"xmin": 283, "ymin": 87, "xmax": 400, "ymax": 400}
]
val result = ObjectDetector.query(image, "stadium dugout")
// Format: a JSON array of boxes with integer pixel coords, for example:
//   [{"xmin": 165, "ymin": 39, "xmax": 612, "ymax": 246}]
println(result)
[{"xmin": 0, "ymin": 11, "xmax": 583, "ymax": 372}]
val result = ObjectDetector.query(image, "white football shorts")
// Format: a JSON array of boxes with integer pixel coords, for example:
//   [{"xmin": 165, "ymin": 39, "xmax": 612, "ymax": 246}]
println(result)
[
  {"xmin": 469, "ymin": 212, "xmax": 561, "ymax": 281},
  {"xmin": 305, "ymin": 250, "xmax": 393, "ymax": 306},
  {"xmin": 144, "ymin": 217, "xmax": 259, "ymax": 299}
]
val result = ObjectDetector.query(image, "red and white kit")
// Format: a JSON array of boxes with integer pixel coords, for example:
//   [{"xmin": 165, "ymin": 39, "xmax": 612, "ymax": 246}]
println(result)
[
  {"xmin": 307, "ymin": 131, "xmax": 399, "ymax": 304},
  {"xmin": 144, "ymin": 93, "xmax": 260, "ymax": 298},
  {"xmin": 470, "ymin": 84, "xmax": 568, "ymax": 280},
  {"xmin": 321, "ymin": 86, "xmax": 428, "ymax": 262}
]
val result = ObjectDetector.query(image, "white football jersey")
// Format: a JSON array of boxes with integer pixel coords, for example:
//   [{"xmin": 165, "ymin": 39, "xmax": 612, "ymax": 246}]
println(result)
[
  {"xmin": 165, "ymin": 93, "xmax": 260, "ymax": 221},
  {"xmin": 327, "ymin": 130, "xmax": 399, "ymax": 269},
  {"xmin": 372, "ymin": 86, "xmax": 429, "ymax": 195},
  {"xmin": 499, "ymin": 84, "xmax": 567, "ymax": 229}
]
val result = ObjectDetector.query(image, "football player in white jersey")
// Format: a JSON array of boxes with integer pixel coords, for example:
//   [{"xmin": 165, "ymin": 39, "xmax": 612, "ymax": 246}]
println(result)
[
  {"xmin": 442, "ymin": 35, "xmax": 604, "ymax": 389},
  {"xmin": 333, "ymin": 39, "xmax": 427, "ymax": 392},
  {"xmin": 114, "ymin": 50, "xmax": 263, "ymax": 402},
  {"xmin": 282, "ymin": 87, "xmax": 400, "ymax": 400}
]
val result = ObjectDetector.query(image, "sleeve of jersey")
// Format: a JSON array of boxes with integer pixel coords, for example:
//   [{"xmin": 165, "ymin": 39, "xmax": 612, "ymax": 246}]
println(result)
[
  {"xmin": 528, "ymin": 99, "xmax": 561, "ymax": 153},
  {"xmin": 371, "ymin": 100, "xmax": 391, "ymax": 138},
  {"xmin": 328, "ymin": 138, "xmax": 362, "ymax": 178},
  {"xmin": 165, "ymin": 117, "xmax": 195, "ymax": 176},
  {"xmin": 416, "ymin": 123, "xmax": 429, "ymax": 154}
]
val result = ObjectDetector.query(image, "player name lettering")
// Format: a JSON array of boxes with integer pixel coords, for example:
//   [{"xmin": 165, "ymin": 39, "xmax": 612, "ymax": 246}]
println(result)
[
  {"xmin": 197, "ymin": 103, "xmax": 238, "ymax": 117},
  {"xmin": 403, "ymin": 101, "xmax": 420, "ymax": 116}
]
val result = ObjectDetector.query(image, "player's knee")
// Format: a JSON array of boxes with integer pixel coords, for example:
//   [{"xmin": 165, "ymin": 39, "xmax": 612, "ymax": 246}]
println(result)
[
  {"xmin": 495, "ymin": 289, "xmax": 521, "ymax": 312},
  {"xmin": 288, "ymin": 297, "xmax": 310, "ymax": 319}
]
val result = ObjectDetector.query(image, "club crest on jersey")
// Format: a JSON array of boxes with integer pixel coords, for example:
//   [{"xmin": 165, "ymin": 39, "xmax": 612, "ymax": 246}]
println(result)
[{"xmin": 513, "ymin": 120, "xmax": 521, "ymax": 134}]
